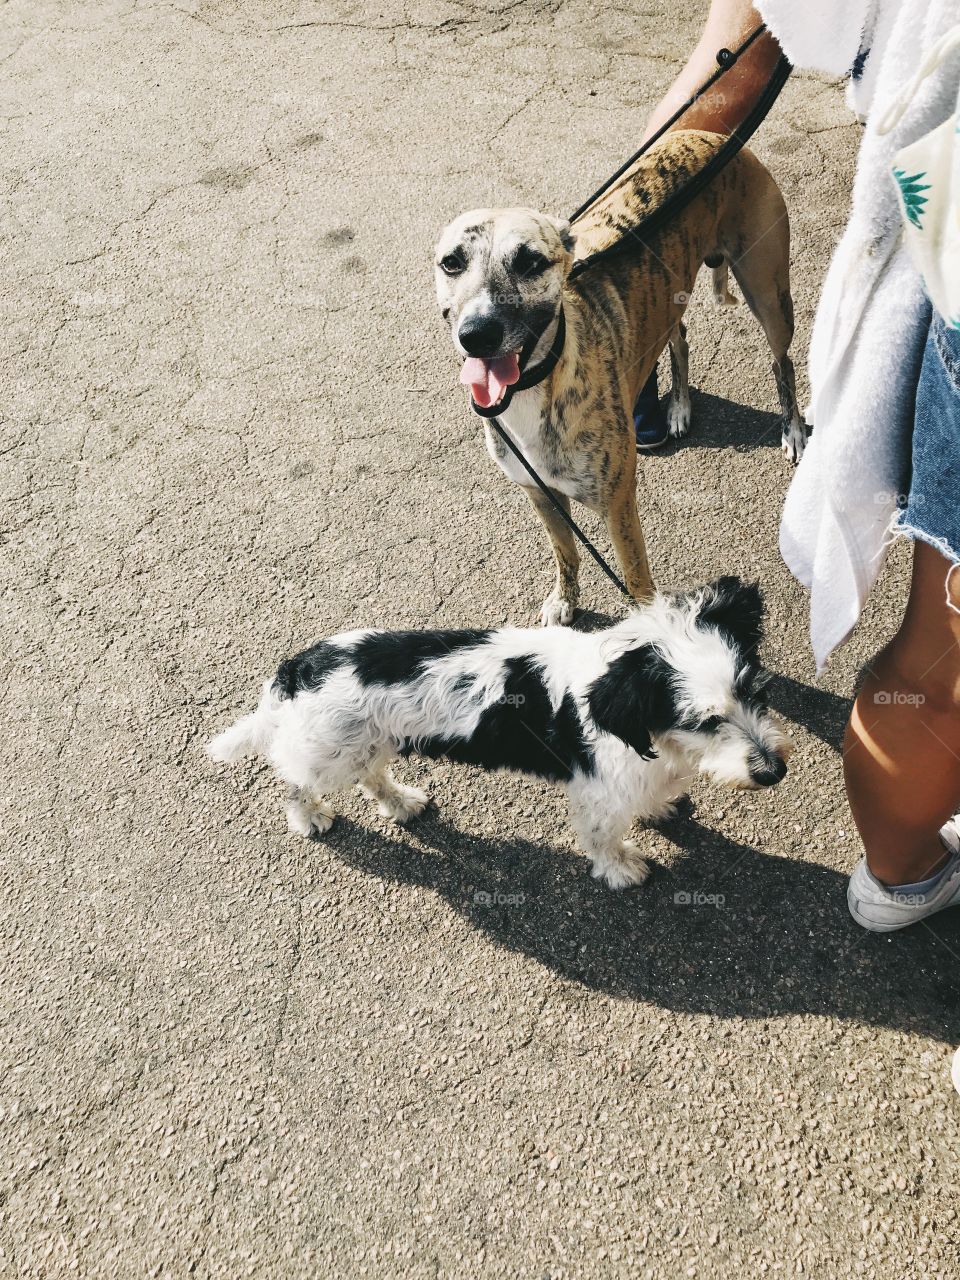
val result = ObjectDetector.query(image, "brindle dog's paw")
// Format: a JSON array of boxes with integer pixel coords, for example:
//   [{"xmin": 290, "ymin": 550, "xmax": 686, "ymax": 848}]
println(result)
[
  {"xmin": 667, "ymin": 397, "xmax": 691, "ymax": 439},
  {"xmin": 541, "ymin": 593, "xmax": 575, "ymax": 627},
  {"xmin": 781, "ymin": 419, "xmax": 807, "ymax": 464}
]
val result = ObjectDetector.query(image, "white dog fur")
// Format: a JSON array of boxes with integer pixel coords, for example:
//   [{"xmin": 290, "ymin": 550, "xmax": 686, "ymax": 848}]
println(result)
[{"xmin": 208, "ymin": 577, "xmax": 789, "ymax": 890}]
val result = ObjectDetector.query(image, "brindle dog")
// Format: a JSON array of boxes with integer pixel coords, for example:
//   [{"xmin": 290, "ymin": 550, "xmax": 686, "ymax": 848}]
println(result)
[{"xmin": 435, "ymin": 130, "xmax": 804, "ymax": 625}]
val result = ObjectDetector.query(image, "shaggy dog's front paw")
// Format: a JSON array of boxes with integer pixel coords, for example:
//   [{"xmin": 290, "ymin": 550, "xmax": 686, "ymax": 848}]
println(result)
[
  {"xmin": 381, "ymin": 784, "xmax": 429, "ymax": 825},
  {"xmin": 541, "ymin": 593, "xmax": 575, "ymax": 627},
  {"xmin": 590, "ymin": 840, "xmax": 651, "ymax": 890},
  {"xmin": 286, "ymin": 799, "xmax": 336, "ymax": 838}
]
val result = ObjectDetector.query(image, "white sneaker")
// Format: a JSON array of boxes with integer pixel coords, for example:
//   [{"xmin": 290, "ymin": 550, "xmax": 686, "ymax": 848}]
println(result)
[
  {"xmin": 952, "ymin": 1046, "xmax": 960, "ymax": 1097},
  {"xmin": 847, "ymin": 821, "xmax": 960, "ymax": 933}
]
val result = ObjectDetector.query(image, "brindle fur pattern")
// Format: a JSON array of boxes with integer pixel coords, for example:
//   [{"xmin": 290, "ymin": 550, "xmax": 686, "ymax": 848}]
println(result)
[{"xmin": 435, "ymin": 130, "xmax": 805, "ymax": 625}]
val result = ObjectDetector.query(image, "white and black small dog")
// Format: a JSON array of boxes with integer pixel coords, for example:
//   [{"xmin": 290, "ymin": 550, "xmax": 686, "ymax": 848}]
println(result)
[{"xmin": 207, "ymin": 577, "xmax": 789, "ymax": 890}]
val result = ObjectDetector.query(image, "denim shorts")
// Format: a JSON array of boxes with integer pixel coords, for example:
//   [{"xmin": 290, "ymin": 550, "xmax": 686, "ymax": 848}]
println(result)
[{"xmin": 898, "ymin": 314, "xmax": 960, "ymax": 566}]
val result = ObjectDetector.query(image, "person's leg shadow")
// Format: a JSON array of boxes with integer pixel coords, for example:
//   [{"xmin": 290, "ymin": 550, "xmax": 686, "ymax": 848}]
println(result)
[
  {"xmin": 321, "ymin": 807, "xmax": 960, "ymax": 1044},
  {"xmin": 765, "ymin": 672, "xmax": 852, "ymax": 753}
]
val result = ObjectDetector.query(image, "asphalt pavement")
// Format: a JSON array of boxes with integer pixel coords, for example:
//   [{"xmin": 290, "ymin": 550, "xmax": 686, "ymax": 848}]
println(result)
[{"xmin": 2, "ymin": 2, "xmax": 959, "ymax": 1276}]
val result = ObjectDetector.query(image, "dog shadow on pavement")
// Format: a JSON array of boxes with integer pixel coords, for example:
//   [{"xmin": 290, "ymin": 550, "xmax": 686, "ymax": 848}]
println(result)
[
  {"xmin": 656, "ymin": 389, "xmax": 795, "ymax": 455},
  {"xmin": 323, "ymin": 808, "xmax": 960, "ymax": 1045}
]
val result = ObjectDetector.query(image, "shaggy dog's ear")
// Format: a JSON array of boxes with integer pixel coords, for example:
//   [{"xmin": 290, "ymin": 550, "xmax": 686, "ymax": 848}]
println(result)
[
  {"xmin": 697, "ymin": 576, "xmax": 765, "ymax": 660},
  {"xmin": 586, "ymin": 643, "xmax": 676, "ymax": 759}
]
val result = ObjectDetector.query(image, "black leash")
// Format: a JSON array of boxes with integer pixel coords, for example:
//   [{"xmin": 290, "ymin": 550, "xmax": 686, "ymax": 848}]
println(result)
[
  {"xmin": 488, "ymin": 407, "xmax": 634, "ymax": 598},
  {"xmin": 568, "ymin": 26, "xmax": 790, "ymax": 234},
  {"xmin": 470, "ymin": 23, "xmax": 791, "ymax": 604},
  {"xmin": 568, "ymin": 48, "xmax": 792, "ymax": 281}
]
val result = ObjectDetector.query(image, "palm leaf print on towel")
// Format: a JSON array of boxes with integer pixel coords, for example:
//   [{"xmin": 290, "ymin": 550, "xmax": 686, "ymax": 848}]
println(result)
[{"xmin": 893, "ymin": 168, "xmax": 931, "ymax": 229}]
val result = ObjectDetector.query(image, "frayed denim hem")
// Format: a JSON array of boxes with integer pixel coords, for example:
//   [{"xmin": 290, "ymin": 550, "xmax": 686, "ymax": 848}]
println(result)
[{"xmin": 890, "ymin": 512, "xmax": 960, "ymax": 616}]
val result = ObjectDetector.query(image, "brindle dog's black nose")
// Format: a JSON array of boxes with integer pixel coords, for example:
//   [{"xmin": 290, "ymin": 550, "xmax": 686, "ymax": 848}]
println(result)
[{"xmin": 459, "ymin": 315, "xmax": 505, "ymax": 357}]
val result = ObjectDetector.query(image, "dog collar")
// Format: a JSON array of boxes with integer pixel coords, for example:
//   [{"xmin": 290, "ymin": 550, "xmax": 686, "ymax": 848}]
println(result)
[{"xmin": 469, "ymin": 306, "xmax": 566, "ymax": 420}]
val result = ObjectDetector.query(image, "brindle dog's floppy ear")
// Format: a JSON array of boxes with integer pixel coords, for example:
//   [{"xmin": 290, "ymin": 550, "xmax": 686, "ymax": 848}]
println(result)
[
  {"xmin": 586, "ymin": 643, "xmax": 677, "ymax": 760},
  {"xmin": 697, "ymin": 576, "xmax": 765, "ymax": 661},
  {"xmin": 551, "ymin": 216, "xmax": 576, "ymax": 256}
]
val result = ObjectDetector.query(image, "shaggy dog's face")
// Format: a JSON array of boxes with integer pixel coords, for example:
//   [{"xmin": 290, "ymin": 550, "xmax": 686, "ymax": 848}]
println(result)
[
  {"xmin": 591, "ymin": 578, "xmax": 791, "ymax": 790},
  {"xmin": 674, "ymin": 663, "xmax": 789, "ymax": 791},
  {"xmin": 663, "ymin": 579, "xmax": 791, "ymax": 790},
  {"xmin": 434, "ymin": 207, "xmax": 574, "ymax": 409}
]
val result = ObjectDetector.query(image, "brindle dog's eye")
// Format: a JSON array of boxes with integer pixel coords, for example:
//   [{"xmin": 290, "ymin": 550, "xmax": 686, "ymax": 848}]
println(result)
[
  {"xmin": 698, "ymin": 715, "xmax": 724, "ymax": 734},
  {"xmin": 513, "ymin": 245, "xmax": 550, "ymax": 276},
  {"xmin": 439, "ymin": 251, "xmax": 466, "ymax": 276}
]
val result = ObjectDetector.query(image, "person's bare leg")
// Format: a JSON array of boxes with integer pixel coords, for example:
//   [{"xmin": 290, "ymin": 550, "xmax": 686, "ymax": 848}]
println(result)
[
  {"xmin": 641, "ymin": 1, "xmax": 781, "ymax": 142},
  {"xmin": 844, "ymin": 541, "xmax": 960, "ymax": 885}
]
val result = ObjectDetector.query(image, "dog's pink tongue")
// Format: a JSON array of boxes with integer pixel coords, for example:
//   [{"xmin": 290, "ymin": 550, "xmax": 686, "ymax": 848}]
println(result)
[{"xmin": 459, "ymin": 353, "xmax": 520, "ymax": 408}]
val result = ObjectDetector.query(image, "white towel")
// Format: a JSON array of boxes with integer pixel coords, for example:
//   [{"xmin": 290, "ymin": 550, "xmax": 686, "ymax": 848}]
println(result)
[{"xmin": 758, "ymin": 0, "xmax": 960, "ymax": 668}]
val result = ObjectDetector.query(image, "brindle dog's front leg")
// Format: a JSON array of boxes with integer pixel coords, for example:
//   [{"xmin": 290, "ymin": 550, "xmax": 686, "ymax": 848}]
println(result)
[
  {"xmin": 604, "ymin": 476, "xmax": 655, "ymax": 604},
  {"xmin": 523, "ymin": 485, "xmax": 581, "ymax": 626}
]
